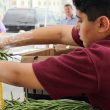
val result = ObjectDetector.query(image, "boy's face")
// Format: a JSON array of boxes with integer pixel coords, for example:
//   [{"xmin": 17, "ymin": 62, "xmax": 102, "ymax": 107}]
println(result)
[{"xmin": 76, "ymin": 10, "xmax": 100, "ymax": 47}]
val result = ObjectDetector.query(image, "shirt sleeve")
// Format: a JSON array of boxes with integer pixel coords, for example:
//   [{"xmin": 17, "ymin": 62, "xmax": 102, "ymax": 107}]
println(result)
[
  {"xmin": 32, "ymin": 48, "xmax": 98, "ymax": 99},
  {"xmin": 72, "ymin": 27, "xmax": 83, "ymax": 47},
  {"xmin": 0, "ymin": 21, "xmax": 6, "ymax": 32}
]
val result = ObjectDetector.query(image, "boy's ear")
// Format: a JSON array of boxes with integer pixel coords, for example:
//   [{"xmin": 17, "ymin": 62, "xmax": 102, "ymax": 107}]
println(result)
[{"xmin": 97, "ymin": 16, "xmax": 110, "ymax": 32}]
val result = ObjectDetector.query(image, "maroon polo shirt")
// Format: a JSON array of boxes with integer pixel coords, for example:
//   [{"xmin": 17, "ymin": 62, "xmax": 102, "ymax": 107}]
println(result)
[{"xmin": 32, "ymin": 27, "xmax": 110, "ymax": 110}]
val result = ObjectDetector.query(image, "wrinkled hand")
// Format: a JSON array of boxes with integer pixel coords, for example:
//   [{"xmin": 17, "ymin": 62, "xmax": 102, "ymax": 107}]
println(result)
[
  {"xmin": 0, "ymin": 41, "xmax": 5, "ymax": 50},
  {"xmin": 0, "ymin": 39, "xmax": 9, "ymax": 50}
]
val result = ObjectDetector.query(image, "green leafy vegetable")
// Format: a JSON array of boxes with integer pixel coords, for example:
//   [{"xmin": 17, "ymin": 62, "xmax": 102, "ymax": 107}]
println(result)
[{"xmin": 0, "ymin": 51, "xmax": 12, "ymax": 60}]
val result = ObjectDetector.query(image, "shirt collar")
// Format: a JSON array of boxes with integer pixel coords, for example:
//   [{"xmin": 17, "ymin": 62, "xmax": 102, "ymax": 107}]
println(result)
[{"xmin": 65, "ymin": 15, "xmax": 76, "ymax": 20}]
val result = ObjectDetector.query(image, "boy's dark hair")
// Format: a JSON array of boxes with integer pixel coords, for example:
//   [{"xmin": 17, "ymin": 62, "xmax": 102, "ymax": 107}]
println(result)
[
  {"xmin": 73, "ymin": 0, "xmax": 110, "ymax": 21},
  {"xmin": 64, "ymin": 4, "xmax": 72, "ymax": 8}
]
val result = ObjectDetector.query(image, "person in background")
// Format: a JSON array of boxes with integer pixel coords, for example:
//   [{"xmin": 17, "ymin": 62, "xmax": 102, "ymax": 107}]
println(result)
[
  {"xmin": 0, "ymin": 21, "xmax": 6, "ymax": 32},
  {"xmin": 59, "ymin": 4, "xmax": 77, "ymax": 25},
  {"xmin": 56, "ymin": 4, "xmax": 77, "ymax": 50}
]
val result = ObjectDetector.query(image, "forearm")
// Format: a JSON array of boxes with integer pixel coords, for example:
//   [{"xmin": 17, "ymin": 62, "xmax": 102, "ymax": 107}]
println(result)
[
  {"xmin": 14, "ymin": 26, "xmax": 63, "ymax": 45},
  {"xmin": 0, "ymin": 61, "xmax": 43, "ymax": 89},
  {"xmin": 0, "ymin": 25, "xmax": 77, "ymax": 49},
  {"xmin": 0, "ymin": 31, "xmax": 35, "ymax": 49},
  {"xmin": 0, "ymin": 26, "xmax": 63, "ymax": 49},
  {"xmin": 32, "ymin": 25, "xmax": 78, "ymax": 45},
  {"xmin": 0, "ymin": 61, "xmax": 18, "ymax": 85}
]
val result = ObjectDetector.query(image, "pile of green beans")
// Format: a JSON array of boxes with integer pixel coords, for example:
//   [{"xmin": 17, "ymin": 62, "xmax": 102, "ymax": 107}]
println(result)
[{"xmin": 4, "ymin": 98, "xmax": 99, "ymax": 110}]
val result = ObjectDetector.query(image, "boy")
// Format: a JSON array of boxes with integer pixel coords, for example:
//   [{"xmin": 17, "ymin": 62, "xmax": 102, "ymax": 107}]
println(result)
[{"xmin": 0, "ymin": 0, "xmax": 110, "ymax": 109}]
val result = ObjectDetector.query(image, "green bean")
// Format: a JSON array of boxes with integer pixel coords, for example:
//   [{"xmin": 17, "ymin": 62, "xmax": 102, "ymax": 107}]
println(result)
[
  {"xmin": 3, "ymin": 79, "xmax": 98, "ymax": 110},
  {"xmin": 3, "ymin": 98, "xmax": 98, "ymax": 110},
  {"xmin": 0, "ymin": 51, "xmax": 20, "ymax": 61},
  {"xmin": 0, "ymin": 51, "xmax": 9, "ymax": 60}
]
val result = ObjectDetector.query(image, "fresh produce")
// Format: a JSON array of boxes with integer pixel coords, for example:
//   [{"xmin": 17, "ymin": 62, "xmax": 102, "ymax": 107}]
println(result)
[
  {"xmin": 0, "ymin": 51, "xmax": 11, "ymax": 60},
  {"xmin": 0, "ymin": 50, "xmax": 19, "ymax": 62},
  {"xmin": 4, "ymin": 95, "xmax": 99, "ymax": 110},
  {"xmin": 3, "ymin": 99, "xmax": 93, "ymax": 110}
]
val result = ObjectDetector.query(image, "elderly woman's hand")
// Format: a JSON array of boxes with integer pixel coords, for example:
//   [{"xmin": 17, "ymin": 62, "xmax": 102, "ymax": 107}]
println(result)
[{"xmin": 0, "ymin": 38, "xmax": 11, "ymax": 50}]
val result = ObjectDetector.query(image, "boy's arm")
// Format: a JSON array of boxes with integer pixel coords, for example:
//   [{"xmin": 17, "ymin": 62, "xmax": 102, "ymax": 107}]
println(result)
[
  {"xmin": 0, "ymin": 61, "xmax": 43, "ymax": 89},
  {"xmin": 0, "ymin": 25, "xmax": 78, "ymax": 49}
]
